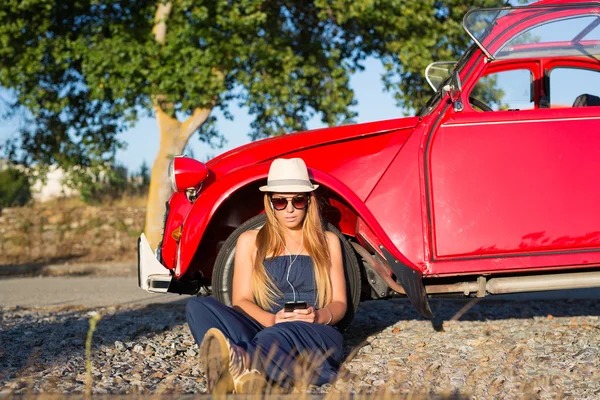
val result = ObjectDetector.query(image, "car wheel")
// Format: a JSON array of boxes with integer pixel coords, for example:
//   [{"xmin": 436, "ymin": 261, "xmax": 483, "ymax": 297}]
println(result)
[{"xmin": 212, "ymin": 213, "xmax": 361, "ymax": 332}]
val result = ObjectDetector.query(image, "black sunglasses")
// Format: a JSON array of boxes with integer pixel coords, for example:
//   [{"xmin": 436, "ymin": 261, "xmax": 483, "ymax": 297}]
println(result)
[{"xmin": 270, "ymin": 195, "xmax": 309, "ymax": 211}]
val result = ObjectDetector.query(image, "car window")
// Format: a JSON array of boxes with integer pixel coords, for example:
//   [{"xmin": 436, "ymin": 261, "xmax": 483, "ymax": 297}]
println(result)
[
  {"xmin": 470, "ymin": 69, "xmax": 534, "ymax": 112},
  {"xmin": 550, "ymin": 67, "xmax": 600, "ymax": 108},
  {"xmin": 496, "ymin": 15, "xmax": 600, "ymax": 60}
]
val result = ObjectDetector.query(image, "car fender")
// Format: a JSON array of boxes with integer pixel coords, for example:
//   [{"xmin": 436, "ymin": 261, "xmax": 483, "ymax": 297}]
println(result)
[
  {"xmin": 176, "ymin": 163, "xmax": 422, "ymax": 279},
  {"xmin": 176, "ymin": 162, "xmax": 271, "ymax": 278},
  {"xmin": 309, "ymin": 169, "xmax": 422, "ymax": 273}
]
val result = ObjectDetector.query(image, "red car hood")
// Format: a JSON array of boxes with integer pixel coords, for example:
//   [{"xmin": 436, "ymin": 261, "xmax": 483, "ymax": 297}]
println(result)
[{"xmin": 206, "ymin": 116, "xmax": 420, "ymax": 178}]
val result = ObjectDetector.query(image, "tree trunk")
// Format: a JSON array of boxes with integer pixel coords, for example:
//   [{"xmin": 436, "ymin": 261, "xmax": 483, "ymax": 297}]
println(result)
[
  {"xmin": 144, "ymin": 1, "xmax": 213, "ymax": 249},
  {"xmin": 144, "ymin": 107, "xmax": 212, "ymax": 249}
]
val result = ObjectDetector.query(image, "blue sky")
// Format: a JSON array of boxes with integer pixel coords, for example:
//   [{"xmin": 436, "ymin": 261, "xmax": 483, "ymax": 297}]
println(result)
[{"xmin": 0, "ymin": 57, "xmax": 403, "ymax": 173}]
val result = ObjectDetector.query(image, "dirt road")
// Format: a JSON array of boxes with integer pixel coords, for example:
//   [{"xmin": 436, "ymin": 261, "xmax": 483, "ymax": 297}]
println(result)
[
  {"xmin": 0, "ymin": 276, "xmax": 183, "ymax": 308},
  {"xmin": 1, "ymin": 275, "xmax": 599, "ymax": 308}
]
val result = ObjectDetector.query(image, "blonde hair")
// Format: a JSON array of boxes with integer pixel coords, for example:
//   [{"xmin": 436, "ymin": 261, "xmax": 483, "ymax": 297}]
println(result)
[{"xmin": 251, "ymin": 192, "xmax": 332, "ymax": 310}]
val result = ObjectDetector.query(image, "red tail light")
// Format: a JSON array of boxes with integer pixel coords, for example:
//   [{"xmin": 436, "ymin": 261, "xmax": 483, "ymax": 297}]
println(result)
[{"xmin": 168, "ymin": 155, "xmax": 209, "ymax": 193}]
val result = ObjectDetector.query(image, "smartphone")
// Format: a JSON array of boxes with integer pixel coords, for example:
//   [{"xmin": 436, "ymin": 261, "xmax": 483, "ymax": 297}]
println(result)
[{"xmin": 284, "ymin": 301, "xmax": 308, "ymax": 312}]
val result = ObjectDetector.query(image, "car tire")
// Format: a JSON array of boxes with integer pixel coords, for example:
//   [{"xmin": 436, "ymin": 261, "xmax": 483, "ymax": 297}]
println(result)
[{"xmin": 211, "ymin": 213, "xmax": 361, "ymax": 332}]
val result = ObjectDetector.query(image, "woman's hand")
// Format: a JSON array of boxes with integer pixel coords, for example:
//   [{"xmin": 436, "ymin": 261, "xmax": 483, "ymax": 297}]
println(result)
[
  {"xmin": 274, "ymin": 308, "xmax": 295, "ymax": 324},
  {"xmin": 292, "ymin": 306, "xmax": 316, "ymax": 323},
  {"xmin": 274, "ymin": 306, "xmax": 316, "ymax": 324}
]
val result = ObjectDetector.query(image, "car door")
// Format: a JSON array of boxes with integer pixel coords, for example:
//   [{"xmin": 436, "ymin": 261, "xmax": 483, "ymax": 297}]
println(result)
[{"xmin": 427, "ymin": 60, "xmax": 600, "ymax": 272}]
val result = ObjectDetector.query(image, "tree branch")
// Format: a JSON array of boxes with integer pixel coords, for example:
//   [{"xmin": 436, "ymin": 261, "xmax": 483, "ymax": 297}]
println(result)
[
  {"xmin": 181, "ymin": 107, "xmax": 212, "ymax": 140},
  {"xmin": 152, "ymin": 1, "xmax": 173, "ymax": 45}
]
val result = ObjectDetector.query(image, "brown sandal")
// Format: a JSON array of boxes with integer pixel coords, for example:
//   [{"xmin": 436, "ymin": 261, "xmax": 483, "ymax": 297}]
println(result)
[
  {"xmin": 199, "ymin": 328, "xmax": 234, "ymax": 393},
  {"xmin": 200, "ymin": 328, "xmax": 267, "ymax": 394}
]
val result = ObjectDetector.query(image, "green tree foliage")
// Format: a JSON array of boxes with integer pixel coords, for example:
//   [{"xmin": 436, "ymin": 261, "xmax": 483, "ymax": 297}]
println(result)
[
  {"xmin": 126, "ymin": 160, "xmax": 151, "ymax": 196},
  {"xmin": 1, "ymin": 0, "xmax": 506, "ymax": 162},
  {"xmin": 0, "ymin": 167, "xmax": 31, "ymax": 207},
  {"xmin": 330, "ymin": 0, "xmax": 507, "ymax": 111}
]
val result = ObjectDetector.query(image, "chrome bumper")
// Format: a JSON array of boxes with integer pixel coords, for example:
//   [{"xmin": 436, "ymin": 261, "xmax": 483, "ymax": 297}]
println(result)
[{"xmin": 137, "ymin": 233, "xmax": 173, "ymax": 293}]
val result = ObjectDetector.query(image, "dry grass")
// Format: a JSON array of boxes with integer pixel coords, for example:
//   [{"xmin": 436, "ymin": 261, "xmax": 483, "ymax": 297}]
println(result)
[
  {"xmin": 85, "ymin": 312, "xmax": 102, "ymax": 399},
  {"xmin": 1, "ymin": 194, "xmax": 145, "ymax": 266},
  {"xmin": 107, "ymin": 193, "xmax": 148, "ymax": 208},
  {"xmin": 29, "ymin": 193, "xmax": 148, "ymax": 209}
]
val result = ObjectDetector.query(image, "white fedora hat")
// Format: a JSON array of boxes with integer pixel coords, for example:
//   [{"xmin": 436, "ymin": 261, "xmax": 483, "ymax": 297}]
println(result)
[{"xmin": 259, "ymin": 158, "xmax": 319, "ymax": 193}]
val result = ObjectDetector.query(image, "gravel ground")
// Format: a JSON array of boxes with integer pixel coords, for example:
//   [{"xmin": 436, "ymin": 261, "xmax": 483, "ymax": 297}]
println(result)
[{"xmin": 1, "ymin": 296, "xmax": 599, "ymax": 398}]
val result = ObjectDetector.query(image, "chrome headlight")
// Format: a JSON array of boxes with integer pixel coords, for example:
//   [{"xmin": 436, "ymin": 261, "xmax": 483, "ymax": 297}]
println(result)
[
  {"xmin": 168, "ymin": 155, "xmax": 209, "ymax": 193},
  {"xmin": 168, "ymin": 157, "xmax": 178, "ymax": 192}
]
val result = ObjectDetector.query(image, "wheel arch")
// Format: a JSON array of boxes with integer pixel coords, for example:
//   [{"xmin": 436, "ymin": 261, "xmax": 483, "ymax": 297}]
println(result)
[{"xmin": 180, "ymin": 166, "xmax": 369, "ymax": 281}]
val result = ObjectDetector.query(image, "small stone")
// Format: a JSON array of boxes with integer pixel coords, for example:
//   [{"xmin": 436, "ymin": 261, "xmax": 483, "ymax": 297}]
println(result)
[
  {"xmin": 186, "ymin": 349, "xmax": 197, "ymax": 357},
  {"xmin": 151, "ymin": 371, "xmax": 165, "ymax": 379},
  {"xmin": 114, "ymin": 341, "xmax": 126, "ymax": 351}
]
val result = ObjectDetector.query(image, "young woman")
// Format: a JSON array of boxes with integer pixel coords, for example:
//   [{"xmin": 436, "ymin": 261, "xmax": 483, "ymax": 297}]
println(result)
[{"xmin": 185, "ymin": 157, "xmax": 347, "ymax": 394}]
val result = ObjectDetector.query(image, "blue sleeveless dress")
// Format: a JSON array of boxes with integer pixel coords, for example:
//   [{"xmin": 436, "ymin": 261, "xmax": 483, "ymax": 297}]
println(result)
[
  {"xmin": 263, "ymin": 255, "xmax": 318, "ymax": 311},
  {"xmin": 185, "ymin": 255, "xmax": 344, "ymax": 388}
]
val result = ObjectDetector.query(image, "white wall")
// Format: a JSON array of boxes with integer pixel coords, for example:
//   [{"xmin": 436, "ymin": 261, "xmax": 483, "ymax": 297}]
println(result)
[{"xmin": 29, "ymin": 165, "xmax": 79, "ymax": 202}]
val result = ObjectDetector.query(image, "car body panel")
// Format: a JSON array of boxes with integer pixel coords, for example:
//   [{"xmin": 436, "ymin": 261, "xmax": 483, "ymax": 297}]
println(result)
[
  {"xmin": 365, "ymin": 122, "xmax": 435, "ymax": 272},
  {"xmin": 429, "ymin": 107, "xmax": 600, "ymax": 260},
  {"xmin": 160, "ymin": 192, "xmax": 192, "ymax": 271},
  {"xmin": 205, "ymin": 117, "xmax": 420, "ymax": 184}
]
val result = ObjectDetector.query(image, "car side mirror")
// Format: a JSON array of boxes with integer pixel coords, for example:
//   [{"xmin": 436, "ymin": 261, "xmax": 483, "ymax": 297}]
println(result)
[{"xmin": 443, "ymin": 71, "xmax": 464, "ymax": 112}]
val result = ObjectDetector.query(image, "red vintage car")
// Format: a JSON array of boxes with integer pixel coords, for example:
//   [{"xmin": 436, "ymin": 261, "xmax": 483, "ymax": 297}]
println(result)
[{"xmin": 139, "ymin": 0, "xmax": 600, "ymax": 329}]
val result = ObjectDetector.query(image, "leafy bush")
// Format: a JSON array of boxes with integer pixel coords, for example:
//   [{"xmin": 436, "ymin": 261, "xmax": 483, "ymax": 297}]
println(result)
[
  {"xmin": 128, "ymin": 160, "xmax": 150, "ymax": 197},
  {"xmin": 67, "ymin": 164, "xmax": 129, "ymax": 205},
  {"xmin": 0, "ymin": 167, "xmax": 31, "ymax": 207}
]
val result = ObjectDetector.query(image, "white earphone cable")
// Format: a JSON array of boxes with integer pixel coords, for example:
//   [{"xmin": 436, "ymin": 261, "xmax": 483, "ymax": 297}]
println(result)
[{"xmin": 276, "ymin": 227, "xmax": 304, "ymax": 303}]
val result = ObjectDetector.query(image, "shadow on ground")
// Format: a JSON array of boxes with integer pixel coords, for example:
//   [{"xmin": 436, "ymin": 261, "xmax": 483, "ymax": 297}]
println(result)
[
  {"xmin": 0, "ymin": 299, "xmax": 189, "ymax": 382},
  {"xmin": 341, "ymin": 293, "xmax": 600, "ymax": 361}
]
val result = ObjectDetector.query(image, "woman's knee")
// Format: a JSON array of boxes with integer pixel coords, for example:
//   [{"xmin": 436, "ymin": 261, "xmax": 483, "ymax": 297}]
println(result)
[
  {"xmin": 252, "ymin": 323, "xmax": 303, "ymax": 350},
  {"xmin": 254, "ymin": 323, "xmax": 343, "ymax": 359},
  {"xmin": 254, "ymin": 322, "xmax": 289, "ymax": 339}
]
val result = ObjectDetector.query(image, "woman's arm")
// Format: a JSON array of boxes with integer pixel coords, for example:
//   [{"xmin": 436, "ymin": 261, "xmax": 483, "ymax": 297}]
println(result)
[
  {"xmin": 231, "ymin": 230, "xmax": 277, "ymax": 327},
  {"xmin": 315, "ymin": 231, "xmax": 347, "ymax": 325}
]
